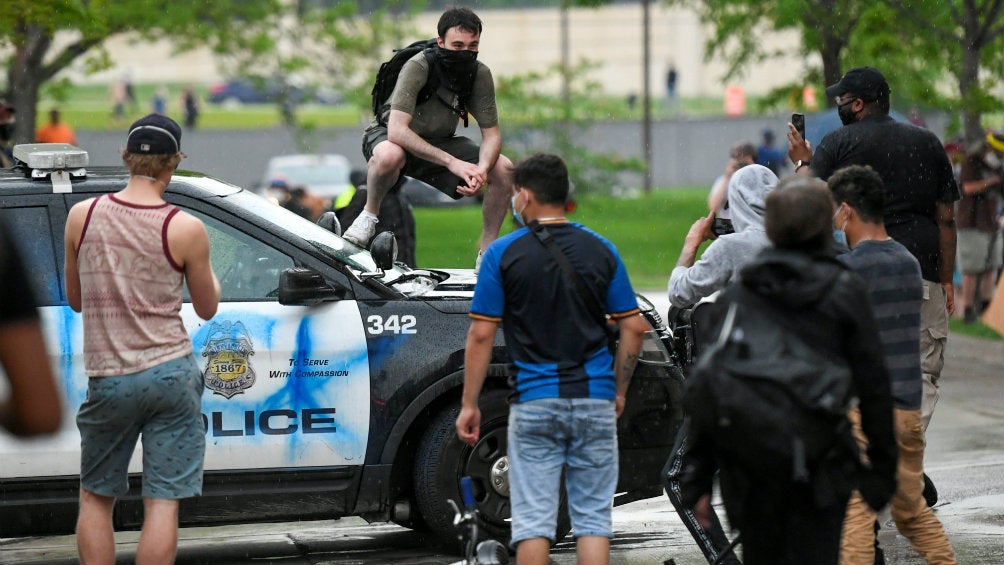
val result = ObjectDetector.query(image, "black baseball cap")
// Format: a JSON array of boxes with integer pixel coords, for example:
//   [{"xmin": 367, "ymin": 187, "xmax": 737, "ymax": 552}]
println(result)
[
  {"xmin": 825, "ymin": 67, "xmax": 890, "ymax": 102},
  {"xmin": 126, "ymin": 114, "xmax": 182, "ymax": 154}
]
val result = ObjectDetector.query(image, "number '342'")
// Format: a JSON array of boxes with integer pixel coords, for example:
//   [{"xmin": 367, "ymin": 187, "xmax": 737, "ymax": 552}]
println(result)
[{"xmin": 366, "ymin": 314, "xmax": 418, "ymax": 335}]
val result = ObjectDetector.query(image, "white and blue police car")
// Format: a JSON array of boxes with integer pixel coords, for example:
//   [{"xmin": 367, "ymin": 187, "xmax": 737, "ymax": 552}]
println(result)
[{"xmin": 0, "ymin": 144, "xmax": 684, "ymax": 546}]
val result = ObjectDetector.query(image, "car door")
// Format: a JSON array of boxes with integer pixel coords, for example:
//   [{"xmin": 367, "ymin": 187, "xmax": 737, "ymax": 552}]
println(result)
[
  {"xmin": 2, "ymin": 192, "xmax": 371, "ymax": 482},
  {"xmin": 178, "ymin": 208, "xmax": 371, "ymax": 471}
]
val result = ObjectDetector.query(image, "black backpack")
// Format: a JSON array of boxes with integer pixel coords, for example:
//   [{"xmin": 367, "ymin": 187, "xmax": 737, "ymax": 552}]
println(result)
[
  {"xmin": 370, "ymin": 38, "xmax": 475, "ymax": 127},
  {"xmin": 683, "ymin": 281, "xmax": 855, "ymax": 485}
]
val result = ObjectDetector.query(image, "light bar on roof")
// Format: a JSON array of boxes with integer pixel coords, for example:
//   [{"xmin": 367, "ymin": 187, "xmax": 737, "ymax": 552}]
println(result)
[{"xmin": 13, "ymin": 143, "xmax": 89, "ymax": 170}]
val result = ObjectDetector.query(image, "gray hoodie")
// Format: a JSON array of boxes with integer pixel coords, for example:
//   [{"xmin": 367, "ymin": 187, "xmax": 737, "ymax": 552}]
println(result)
[{"xmin": 668, "ymin": 164, "xmax": 778, "ymax": 308}]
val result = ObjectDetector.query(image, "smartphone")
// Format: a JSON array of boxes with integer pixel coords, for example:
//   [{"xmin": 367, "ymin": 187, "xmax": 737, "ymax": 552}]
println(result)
[
  {"xmin": 711, "ymin": 216, "xmax": 734, "ymax": 237},
  {"xmin": 792, "ymin": 113, "xmax": 806, "ymax": 140}
]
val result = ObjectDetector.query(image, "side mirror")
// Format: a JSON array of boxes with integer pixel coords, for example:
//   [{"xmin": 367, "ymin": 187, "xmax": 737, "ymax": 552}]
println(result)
[
  {"xmin": 370, "ymin": 231, "xmax": 398, "ymax": 271},
  {"xmin": 278, "ymin": 268, "xmax": 346, "ymax": 306},
  {"xmin": 316, "ymin": 211, "xmax": 341, "ymax": 236}
]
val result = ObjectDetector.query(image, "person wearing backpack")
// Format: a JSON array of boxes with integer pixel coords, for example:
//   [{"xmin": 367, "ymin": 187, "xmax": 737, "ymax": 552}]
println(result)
[
  {"xmin": 664, "ymin": 162, "xmax": 780, "ymax": 565},
  {"xmin": 344, "ymin": 7, "xmax": 513, "ymax": 273},
  {"xmin": 831, "ymin": 165, "xmax": 956, "ymax": 565},
  {"xmin": 677, "ymin": 177, "xmax": 898, "ymax": 565}
]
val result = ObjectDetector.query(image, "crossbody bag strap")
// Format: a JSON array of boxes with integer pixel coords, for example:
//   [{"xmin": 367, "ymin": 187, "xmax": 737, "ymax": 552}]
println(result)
[{"xmin": 528, "ymin": 221, "xmax": 610, "ymax": 333}]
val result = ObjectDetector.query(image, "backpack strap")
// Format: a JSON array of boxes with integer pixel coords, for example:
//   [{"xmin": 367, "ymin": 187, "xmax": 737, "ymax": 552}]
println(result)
[{"xmin": 528, "ymin": 220, "xmax": 617, "ymax": 341}]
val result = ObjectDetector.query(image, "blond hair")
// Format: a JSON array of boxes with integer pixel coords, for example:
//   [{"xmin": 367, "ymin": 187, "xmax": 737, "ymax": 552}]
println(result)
[{"xmin": 120, "ymin": 150, "xmax": 182, "ymax": 177}]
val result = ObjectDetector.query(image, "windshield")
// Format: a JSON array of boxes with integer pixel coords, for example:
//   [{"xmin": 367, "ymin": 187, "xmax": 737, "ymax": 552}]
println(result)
[
  {"xmin": 224, "ymin": 190, "xmax": 408, "ymax": 282},
  {"xmin": 273, "ymin": 163, "xmax": 349, "ymax": 186}
]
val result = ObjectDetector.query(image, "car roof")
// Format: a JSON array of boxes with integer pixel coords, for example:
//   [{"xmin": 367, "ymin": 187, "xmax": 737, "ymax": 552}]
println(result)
[{"xmin": 0, "ymin": 165, "xmax": 242, "ymax": 198}]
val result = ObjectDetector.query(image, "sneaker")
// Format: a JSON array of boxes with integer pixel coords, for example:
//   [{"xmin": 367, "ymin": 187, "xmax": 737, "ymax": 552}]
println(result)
[
  {"xmin": 474, "ymin": 249, "xmax": 485, "ymax": 275},
  {"xmin": 342, "ymin": 213, "xmax": 378, "ymax": 247}
]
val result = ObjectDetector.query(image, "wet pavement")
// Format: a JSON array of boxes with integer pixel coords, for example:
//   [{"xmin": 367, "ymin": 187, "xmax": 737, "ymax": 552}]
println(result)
[{"xmin": 3, "ymin": 292, "xmax": 1003, "ymax": 564}]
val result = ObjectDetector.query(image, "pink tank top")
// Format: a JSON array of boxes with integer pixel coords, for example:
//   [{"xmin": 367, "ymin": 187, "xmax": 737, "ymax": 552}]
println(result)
[{"xmin": 77, "ymin": 194, "xmax": 192, "ymax": 376}]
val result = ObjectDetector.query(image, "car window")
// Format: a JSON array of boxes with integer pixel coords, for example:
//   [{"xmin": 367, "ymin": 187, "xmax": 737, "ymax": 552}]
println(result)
[
  {"xmin": 0, "ymin": 206, "xmax": 61, "ymax": 306},
  {"xmin": 183, "ymin": 210, "xmax": 294, "ymax": 302}
]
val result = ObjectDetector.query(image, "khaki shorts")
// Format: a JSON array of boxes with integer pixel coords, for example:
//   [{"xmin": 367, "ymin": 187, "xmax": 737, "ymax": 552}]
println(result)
[
  {"xmin": 957, "ymin": 228, "xmax": 1002, "ymax": 273},
  {"xmin": 361, "ymin": 126, "xmax": 480, "ymax": 199}
]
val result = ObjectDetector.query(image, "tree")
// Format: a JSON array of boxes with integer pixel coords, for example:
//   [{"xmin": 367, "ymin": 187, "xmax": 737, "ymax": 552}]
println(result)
[
  {"xmin": 667, "ymin": 0, "xmax": 872, "ymax": 107},
  {"xmin": 871, "ymin": 0, "xmax": 1004, "ymax": 142},
  {"xmin": 0, "ymin": 0, "xmax": 278, "ymax": 144},
  {"xmin": 212, "ymin": 1, "xmax": 425, "ymax": 135}
]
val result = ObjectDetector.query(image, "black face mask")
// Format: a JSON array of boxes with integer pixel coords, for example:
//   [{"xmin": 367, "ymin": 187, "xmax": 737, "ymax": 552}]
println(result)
[
  {"xmin": 837, "ymin": 100, "xmax": 858, "ymax": 126},
  {"xmin": 434, "ymin": 47, "xmax": 478, "ymax": 95}
]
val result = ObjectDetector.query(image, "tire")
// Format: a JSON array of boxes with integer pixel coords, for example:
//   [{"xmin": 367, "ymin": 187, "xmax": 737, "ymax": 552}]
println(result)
[{"xmin": 413, "ymin": 388, "xmax": 570, "ymax": 548}]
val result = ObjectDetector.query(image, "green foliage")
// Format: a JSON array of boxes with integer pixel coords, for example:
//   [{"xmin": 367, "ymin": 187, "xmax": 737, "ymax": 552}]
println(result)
[
  {"xmin": 495, "ymin": 60, "xmax": 644, "ymax": 195},
  {"xmin": 1, "ymin": 0, "xmax": 283, "ymax": 143}
]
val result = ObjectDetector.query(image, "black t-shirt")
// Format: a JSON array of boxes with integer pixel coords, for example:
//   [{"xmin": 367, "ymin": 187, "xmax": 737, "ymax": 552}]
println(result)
[
  {"xmin": 0, "ymin": 218, "xmax": 39, "ymax": 323},
  {"xmin": 811, "ymin": 114, "xmax": 960, "ymax": 282}
]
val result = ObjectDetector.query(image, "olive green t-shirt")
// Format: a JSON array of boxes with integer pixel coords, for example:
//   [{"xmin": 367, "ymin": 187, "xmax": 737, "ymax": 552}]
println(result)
[{"xmin": 381, "ymin": 52, "xmax": 498, "ymax": 138}]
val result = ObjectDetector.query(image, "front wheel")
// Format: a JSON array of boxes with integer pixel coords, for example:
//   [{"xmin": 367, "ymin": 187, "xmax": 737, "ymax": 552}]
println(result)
[{"xmin": 413, "ymin": 388, "xmax": 570, "ymax": 547}]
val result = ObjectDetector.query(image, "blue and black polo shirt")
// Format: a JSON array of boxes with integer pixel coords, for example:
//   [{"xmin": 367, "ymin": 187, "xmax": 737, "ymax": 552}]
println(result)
[{"xmin": 470, "ymin": 220, "xmax": 640, "ymax": 403}]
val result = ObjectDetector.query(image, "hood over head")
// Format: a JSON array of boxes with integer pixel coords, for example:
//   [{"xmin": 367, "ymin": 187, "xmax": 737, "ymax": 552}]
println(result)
[
  {"xmin": 740, "ymin": 248, "xmax": 846, "ymax": 309},
  {"xmin": 727, "ymin": 164, "xmax": 778, "ymax": 233}
]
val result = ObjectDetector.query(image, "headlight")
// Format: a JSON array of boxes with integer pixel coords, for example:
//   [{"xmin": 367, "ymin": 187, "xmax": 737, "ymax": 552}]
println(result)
[{"xmin": 638, "ymin": 329, "xmax": 673, "ymax": 365}]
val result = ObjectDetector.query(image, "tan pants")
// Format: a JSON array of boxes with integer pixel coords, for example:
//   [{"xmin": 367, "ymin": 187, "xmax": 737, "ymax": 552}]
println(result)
[
  {"xmin": 840, "ymin": 408, "xmax": 956, "ymax": 565},
  {"xmin": 920, "ymin": 280, "xmax": 948, "ymax": 431}
]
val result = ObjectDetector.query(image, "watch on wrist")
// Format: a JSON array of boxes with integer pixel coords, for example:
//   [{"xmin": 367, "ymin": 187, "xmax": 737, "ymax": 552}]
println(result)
[{"xmin": 795, "ymin": 159, "xmax": 810, "ymax": 171}]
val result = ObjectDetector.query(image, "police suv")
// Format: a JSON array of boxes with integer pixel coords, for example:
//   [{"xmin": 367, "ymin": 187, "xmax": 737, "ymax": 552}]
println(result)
[{"xmin": 0, "ymin": 145, "xmax": 683, "ymax": 545}]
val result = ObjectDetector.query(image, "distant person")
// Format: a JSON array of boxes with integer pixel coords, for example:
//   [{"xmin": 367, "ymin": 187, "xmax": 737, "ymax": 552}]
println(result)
[
  {"xmin": 124, "ymin": 74, "xmax": 138, "ymax": 112},
  {"xmin": 152, "ymin": 86, "xmax": 168, "ymax": 115},
  {"xmin": 110, "ymin": 80, "xmax": 128, "ymax": 122},
  {"xmin": 344, "ymin": 7, "xmax": 513, "ymax": 274},
  {"xmin": 830, "ymin": 165, "xmax": 956, "ymax": 565},
  {"xmin": 955, "ymin": 132, "xmax": 1003, "ymax": 323},
  {"xmin": 35, "ymin": 109, "xmax": 76, "ymax": 144},
  {"xmin": 456, "ymin": 153, "xmax": 648, "ymax": 565},
  {"xmin": 677, "ymin": 177, "xmax": 897, "ymax": 565},
  {"xmin": 0, "ymin": 216, "xmax": 62, "ymax": 436},
  {"xmin": 707, "ymin": 141, "xmax": 757, "ymax": 219},
  {"xmin": 65, "ymin": 114, "xmax": 220, "ymax": 565},
  {"xmin": 0, "ymin": 100, "xmax": 15, "ymax": 167},
  {"xmin": 182, "ymin": 88, "xmax": 200, "ymax": 130},
  {"xmin": 666, "ymin": 63, "xmax": 678, "ymax": 99},
  {"xmin": 755, "ymin": 129, "xmax": 785, "ymax": 175}
]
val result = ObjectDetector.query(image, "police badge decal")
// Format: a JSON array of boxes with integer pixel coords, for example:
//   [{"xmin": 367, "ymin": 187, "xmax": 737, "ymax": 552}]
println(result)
[{"xmin": 202, "ymin": 321, "xmax": 257, "ymax": 398}]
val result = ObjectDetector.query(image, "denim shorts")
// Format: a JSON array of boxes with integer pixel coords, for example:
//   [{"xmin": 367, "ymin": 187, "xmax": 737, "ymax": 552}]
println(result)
[
  {"xmin": 77, "ymin": 354, "xmax": 205, "ymax": 499},
  {"xmin": 508, "ymin": 397, "xmax": 618, "ymax": 545}
]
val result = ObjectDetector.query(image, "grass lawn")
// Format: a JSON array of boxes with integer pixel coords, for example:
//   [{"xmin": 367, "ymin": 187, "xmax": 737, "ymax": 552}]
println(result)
[
  {"xmin": 415, "ymin": 190, "xmax": 1002, "ymax": 341},
  {"xmin": 414, "ymin": 188, "xmax": 708, "ymax": 291},
  {"xmin": 40, "ymin": 83, "xmax": 363, "ymax": 130}
]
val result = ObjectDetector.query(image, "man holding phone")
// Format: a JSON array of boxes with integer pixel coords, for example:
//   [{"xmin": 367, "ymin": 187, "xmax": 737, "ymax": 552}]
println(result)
[
  {"xmin": 788, "ymin": 67, "xmax": 958, "ymax": 509},
  {"xmin": 708, "ymin": 141, "xmax": 758, "ymax": 219},
  {"xmin": 787, "ymin": 67, "xmax": 958, "ymax": 434},
  {"xmin": 670, "ymin": 164, "xmax": 779, "ymax": 306},
  {"xmin": 665, "ymin": 163, "xmax": 778, "ymax": 565}
]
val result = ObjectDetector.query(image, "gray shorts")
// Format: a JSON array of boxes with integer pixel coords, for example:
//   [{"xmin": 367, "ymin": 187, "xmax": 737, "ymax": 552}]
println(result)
[
  {"xmin": 77, "ymin": 354, "xmax": 205, "ymax": 499},
  {"xmin": 957, "ymin": 228, "xmax": 1002, "ymax": 273},
  {"xmin": 362, "ymin": 125, "xmax": 480, "ymax": 199}
]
